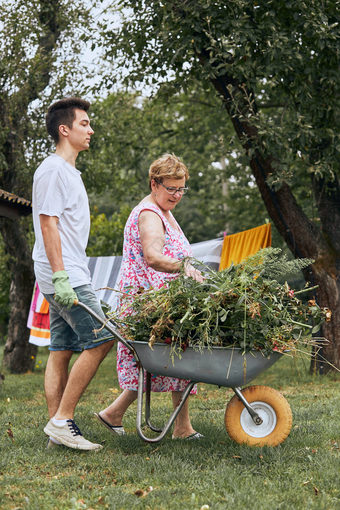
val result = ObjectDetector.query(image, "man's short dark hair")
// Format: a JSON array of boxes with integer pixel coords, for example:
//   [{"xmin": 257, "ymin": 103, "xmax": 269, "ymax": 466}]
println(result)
[{"xmin": 46, "ymin": 97, "xmax": 91, "ymax": 144}]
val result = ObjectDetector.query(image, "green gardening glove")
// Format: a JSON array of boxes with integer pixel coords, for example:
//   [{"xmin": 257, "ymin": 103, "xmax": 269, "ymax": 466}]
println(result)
[{"xmin": 52, "ymin": 270, "xmax": 78, "ymax": 309}]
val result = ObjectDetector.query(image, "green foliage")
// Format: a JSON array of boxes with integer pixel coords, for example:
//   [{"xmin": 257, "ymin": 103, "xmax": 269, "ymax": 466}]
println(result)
[
  {"xmin": 87, "ymin": 205, "xmax": 131, "ymax": 256},
  {"xmin": 82, "ymin": 0, "xmax": 339, "ymax": 276},
  {"xmin": 113, "ymin": 248, "xmax": 327, "ymax": 358},
  {"xmin": 82, "ymin": 88, "xmax": 271, "ymax": 244},
  {"xmin": 79, "ymin": 92, "xmax": 151, "ymax": 203},
  {"xmin": 0, "ymin": 0, "xmax": 102, "ymax": 196},
  {"xmin": 101, "ymin": 0, "xmax": 339, "ymax": 182}
]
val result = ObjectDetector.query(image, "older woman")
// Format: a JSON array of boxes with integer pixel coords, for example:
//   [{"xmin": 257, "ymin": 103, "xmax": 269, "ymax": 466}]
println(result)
[{"xmin": 95, "ymin": 154, "xmax": 203, "ymax": 439}]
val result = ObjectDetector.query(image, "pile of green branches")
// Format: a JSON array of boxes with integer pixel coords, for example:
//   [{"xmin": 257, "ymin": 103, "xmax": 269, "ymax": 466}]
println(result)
[{"xmin": 110, "ymin": 248, "xmax": 329, "ymax": 358}]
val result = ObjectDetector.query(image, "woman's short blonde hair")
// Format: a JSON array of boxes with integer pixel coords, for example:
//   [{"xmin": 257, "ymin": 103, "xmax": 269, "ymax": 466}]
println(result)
[{"xmin": 149, "ymin": 153, "xmax": 189, "ymax": 188}]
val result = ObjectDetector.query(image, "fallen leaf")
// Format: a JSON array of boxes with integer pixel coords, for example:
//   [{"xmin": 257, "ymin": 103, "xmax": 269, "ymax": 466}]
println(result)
[
  {"xmin": 7, "ymin": 424, "xmax": 14, "ymax": 442},
  {"xmin": 134, "ymin": 490, "xmax": 147, "ymax": 498},
  {"xmin": 134, "ymin": 486, "xmax": 153, "ymax": 498},
  {"xmin": 313, "ymin": 486, "xmax": 319, "ymax": 496}
]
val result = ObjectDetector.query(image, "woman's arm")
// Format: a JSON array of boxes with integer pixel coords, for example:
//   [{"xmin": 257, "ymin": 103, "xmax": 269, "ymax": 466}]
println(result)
[{"xmin": 139, "ymin": 210, "xmax": 203, "ymax": 282}]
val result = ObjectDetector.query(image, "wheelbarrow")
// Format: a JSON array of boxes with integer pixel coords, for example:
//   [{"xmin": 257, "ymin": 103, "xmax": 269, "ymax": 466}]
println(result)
[{"xmin": 78, "ymin": 301, "xmax": 293, "ymax": 447}]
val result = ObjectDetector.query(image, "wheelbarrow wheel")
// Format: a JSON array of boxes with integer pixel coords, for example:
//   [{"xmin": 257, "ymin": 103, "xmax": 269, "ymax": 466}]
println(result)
[{"xmin": 225, "ymin": 385, "xmax": 292, "ymax": 447}]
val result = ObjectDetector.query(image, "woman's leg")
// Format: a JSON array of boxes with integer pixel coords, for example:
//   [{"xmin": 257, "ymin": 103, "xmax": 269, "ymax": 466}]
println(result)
[
  {"xmin": 98, "ymin": 389, "xmax": 137, "ymax": 426},
  {"xmin": 171, "ymin": 391, "xmax": 196, "ymax": 438}
]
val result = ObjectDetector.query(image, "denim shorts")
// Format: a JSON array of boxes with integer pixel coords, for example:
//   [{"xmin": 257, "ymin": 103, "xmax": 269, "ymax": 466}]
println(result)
[{"xmin": 44, "ymin": 284, "xmax": 113, "ymax": 352}]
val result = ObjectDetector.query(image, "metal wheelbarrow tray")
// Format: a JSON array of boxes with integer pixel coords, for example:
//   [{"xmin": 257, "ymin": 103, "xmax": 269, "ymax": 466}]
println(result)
[
  {"xmin": 78, "ymin": 301, "xmax": 293, "ymax": 447},
  {"xmin": 130, "ymin": 341, "xmax": 281, "ymax": 386}
]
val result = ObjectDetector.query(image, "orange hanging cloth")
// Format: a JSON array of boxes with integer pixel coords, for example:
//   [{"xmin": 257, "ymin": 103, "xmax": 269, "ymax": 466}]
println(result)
[
  {"xmin": 28, "ymin": 282, "xmax": 51, "ymax": 346},
  {"xmin": 219, "ymin": 223, "xmax": 272, "ymax": 271}
]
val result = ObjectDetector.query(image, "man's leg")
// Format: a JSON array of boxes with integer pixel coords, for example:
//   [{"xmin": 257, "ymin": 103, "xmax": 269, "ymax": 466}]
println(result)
[
  {"xmin": 43, "ymin": 285, "xmax": 115, "ymax": 449},
  {"xmin": 54, "ymin": 340, "xmax": 114, "ymax": 420},
  {"xmin": 45, "ymin": 350, "xmax": 73, "ymax": 418}
]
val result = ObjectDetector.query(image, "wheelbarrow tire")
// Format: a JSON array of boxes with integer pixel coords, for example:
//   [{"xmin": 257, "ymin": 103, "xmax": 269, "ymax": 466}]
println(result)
[{"xmin": 225, "ymin": 385, "xmax": 292, "ymax": 447}]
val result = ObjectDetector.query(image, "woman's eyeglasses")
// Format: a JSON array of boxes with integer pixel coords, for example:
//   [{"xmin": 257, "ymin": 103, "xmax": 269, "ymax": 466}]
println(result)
[{"xmin": 156, "ymin": 180, "xmax": 189, "ymax": 195}]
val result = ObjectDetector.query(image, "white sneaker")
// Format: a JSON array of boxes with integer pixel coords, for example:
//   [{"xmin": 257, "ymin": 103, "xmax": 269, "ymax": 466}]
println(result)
[
  {"xmin": 46, "ymin": 438, "xmax": 64, "ymax": 449},
  {"xmin": 44, "ymin": 419, "xmax": 103, "ymax": 451}
]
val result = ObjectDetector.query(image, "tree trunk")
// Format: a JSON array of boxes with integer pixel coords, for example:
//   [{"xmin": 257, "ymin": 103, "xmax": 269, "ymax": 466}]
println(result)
[
  {"xmin": 1, "ymin": 217, "xmax": 36, "ymax": 373},
  {"xmin": 310, "ymin": 175, "xmax": 340, "ymax": 373},
  {"xmin": 310, "ymin": 268, "xmax": 340, "ymax": 373}
]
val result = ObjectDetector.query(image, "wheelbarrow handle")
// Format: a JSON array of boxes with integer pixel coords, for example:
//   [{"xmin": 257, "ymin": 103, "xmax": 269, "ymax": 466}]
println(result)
[{"xmin": 75, "ymin": 300, "xmax": 137, "ymax": 356}]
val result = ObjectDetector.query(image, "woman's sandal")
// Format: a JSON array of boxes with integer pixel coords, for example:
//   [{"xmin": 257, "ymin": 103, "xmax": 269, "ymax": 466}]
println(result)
[
  {"xmin": 94, "ymin": 412, "xmax": 126, "ymax": 436},
  {"xmin": 172, "ymin": 432, "xmax": 204, "ymax": 440}
]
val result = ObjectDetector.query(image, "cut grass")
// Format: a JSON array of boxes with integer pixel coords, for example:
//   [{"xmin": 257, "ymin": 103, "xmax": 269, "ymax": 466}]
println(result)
[{"xmin": 1, "ymin": 346, "xmax": 339, "ymax": 510}]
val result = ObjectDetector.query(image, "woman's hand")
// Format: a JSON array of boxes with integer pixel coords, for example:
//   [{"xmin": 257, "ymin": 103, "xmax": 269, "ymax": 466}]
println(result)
[{"xmin": 184, "ymin": 261, "xmax": 205, "ymax": 283}]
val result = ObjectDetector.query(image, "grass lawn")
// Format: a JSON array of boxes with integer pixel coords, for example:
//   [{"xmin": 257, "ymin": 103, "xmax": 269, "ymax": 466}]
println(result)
[{"xmin": 0, "ymin": 345, "xmax": 339, "ymax": 510}]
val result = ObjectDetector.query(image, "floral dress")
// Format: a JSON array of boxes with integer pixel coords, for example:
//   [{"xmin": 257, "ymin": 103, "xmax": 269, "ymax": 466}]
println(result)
[{"xmin": 117, "ymin": 201, "xmax": 197, "ymax": 394}]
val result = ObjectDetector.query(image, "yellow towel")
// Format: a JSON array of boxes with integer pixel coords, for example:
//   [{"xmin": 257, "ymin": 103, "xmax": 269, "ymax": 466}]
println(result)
[{"xmin": 219, "ymin": 223, "xmax": 272, "ymax": 271}]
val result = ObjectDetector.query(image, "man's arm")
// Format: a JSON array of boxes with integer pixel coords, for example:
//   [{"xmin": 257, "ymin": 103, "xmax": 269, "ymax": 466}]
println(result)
[
  {"xmin": 39, "ymin": 214, "xmax": 77, "ymax": 307},
  {"xmin": 39, "ymin": 215, "xmax": 64, "ymax": 272}
]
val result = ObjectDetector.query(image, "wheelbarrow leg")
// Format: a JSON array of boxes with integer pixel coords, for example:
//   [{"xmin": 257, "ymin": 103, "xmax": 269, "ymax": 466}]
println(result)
[
  {"xmin": 232, "ymin": 387, "xmax": 263, "ymax": 425},
  {"xmin": 136, "ymin": 365, "xmax": 196, "ymax": 443},
  {"xmin": 145, "ymin": 372, "xmax": 162, "ymax": 433}
]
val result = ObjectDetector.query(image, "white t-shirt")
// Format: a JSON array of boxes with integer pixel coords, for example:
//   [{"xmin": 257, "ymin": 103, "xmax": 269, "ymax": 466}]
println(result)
[{"xmin": 32, "ymin": 154, "xmax": 91, "ymax": 294}]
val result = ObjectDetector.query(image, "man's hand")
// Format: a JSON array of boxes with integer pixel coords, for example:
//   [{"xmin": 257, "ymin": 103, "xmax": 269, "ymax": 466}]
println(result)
[{"xmin": 52, "ymin": 270, "xmax": 78, "ymax": 309}]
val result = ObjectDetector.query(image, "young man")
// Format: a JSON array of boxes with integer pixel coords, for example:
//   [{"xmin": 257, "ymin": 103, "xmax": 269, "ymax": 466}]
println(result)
[{"xmin": 32, "ymin": 98, "xmax": 114, "ymax": 451}]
